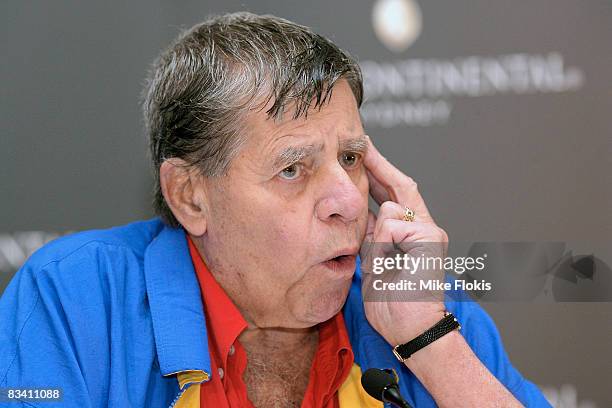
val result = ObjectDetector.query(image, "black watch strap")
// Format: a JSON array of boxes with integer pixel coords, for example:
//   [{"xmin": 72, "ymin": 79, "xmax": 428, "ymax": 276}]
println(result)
[{"xmin": 392, "ymin": 311, "xmax": 461, "ymax": 362}]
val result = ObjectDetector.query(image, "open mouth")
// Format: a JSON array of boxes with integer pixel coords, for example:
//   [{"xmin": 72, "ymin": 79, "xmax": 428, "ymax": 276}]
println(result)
[{"xmin": 322, "ymin": 254, "xmax": 357, "ymax": 274}]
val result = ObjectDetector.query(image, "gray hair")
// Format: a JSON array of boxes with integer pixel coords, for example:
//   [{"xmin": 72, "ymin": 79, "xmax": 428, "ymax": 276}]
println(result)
[{"xmin": 143, "ymin": 12, "xmax": 363, "ymax": 227}]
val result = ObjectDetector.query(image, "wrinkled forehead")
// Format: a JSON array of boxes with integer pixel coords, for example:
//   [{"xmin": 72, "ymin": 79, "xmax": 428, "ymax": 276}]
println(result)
[{"xmin": 244, "ymin": 80, "xmax": 364, "ymax": 147}]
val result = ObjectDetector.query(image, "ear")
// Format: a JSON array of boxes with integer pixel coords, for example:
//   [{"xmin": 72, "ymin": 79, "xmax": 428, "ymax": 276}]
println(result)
[{"xmin": 159, "ymin": 158, "xmax": 209, "ymax": 236}]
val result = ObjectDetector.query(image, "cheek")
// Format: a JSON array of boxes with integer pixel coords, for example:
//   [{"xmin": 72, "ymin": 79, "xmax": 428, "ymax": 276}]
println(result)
[
  {"xmin": 276, "ymin": 216, "xmax": 298, "ymax": 242},
  {"xmin": 248, "ymin": 206, "xmax": 314, "ymax": 275},
  {"xmin": 262, "ymin": 194, "xmax": 314, "ymax": 242}
]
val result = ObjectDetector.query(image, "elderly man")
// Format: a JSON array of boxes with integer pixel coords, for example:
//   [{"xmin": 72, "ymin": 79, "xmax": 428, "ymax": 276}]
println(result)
[{"xmin": 0, "ymin": 12, "xmax": 550, "ymax": 408}]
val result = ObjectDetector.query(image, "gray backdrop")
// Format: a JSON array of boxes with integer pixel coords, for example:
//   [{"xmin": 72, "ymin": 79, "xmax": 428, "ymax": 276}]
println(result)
[{"xmin": 2, "ymin": 1, "xmax": 611, "ymax": 406}]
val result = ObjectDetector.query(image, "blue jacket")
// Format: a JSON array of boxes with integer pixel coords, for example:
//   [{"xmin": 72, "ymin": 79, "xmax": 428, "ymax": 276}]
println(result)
[{"xmin": 0, "ymin": 218, "xmax": 551, "ymax": 407}]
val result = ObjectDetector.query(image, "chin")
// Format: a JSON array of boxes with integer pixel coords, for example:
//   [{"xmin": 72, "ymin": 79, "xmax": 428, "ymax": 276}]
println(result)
[{"xmin": 298, "ymin": 284, "xmax": 350, "ymax": 325}]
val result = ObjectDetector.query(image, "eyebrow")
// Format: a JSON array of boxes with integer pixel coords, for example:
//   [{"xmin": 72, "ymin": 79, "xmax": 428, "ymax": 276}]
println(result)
[
  {"xmin": 339, "ymin": 135, "xmax": 368, "ymax": 154},
  {"xmin": 272, "ymin": 135, "xmax": 369, "ymax": 170},
  {"xmin": 273, "ymin": 144, "xmax": 324, "ymax": 170}
]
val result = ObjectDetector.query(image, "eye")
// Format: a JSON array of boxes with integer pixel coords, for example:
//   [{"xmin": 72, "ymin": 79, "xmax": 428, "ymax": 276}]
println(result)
[
  {"xmin": 278, "ymin": 163, "xmax": 302, "ymax": 180},
  {"xmin": 339, "ymin": 151, "xmax": 362, "ymax": 169}
]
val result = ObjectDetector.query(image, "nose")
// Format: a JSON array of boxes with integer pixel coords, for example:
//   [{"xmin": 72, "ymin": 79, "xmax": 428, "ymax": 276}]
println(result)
[{"xmin": 314, "ymin": 163, "xmax": 365, "ymax": 224}]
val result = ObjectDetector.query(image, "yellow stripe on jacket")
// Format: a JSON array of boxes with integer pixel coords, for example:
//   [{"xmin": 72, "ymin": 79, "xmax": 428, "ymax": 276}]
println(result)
[
  {"xmin": 174, "ymin": 370, "xmax": 208, "ymax": 408},
  {"xmin": 338, "ymin": 364, "xmax": 384, "ymax": 407}
]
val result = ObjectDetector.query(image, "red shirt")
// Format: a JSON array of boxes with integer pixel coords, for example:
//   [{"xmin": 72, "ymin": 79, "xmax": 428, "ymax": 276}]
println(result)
[{"xmin": 187, "ymin": 235, "xmax": 355, "ymax": 408}]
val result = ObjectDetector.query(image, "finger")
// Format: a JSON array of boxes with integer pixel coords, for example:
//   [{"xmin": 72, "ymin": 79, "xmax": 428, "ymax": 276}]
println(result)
[
  {"xmin": 364, "ymin": 136, "xmax": 433, "ymax": 221},
  {"xmin": 373, "ymin": 201, "xmax": 412, "ymax": 239},
  {"xmin": 373, "ymin": 218, "xmax": 432, "ymax": 246},
  {"xmin": 362, "ymin": 219, "xmax": 434, "ymax": 276},
  {"xmin": 366, "ymin": 168, "xmax": 391, "ymax": 205},
  {"xmin": 370, "ymin": 219, "xmax": 446, "ymax": 280},
  {"xmin": 377, "ymin": 201, "xmax": 407, "ymax": 221},
  {"xmin": 364, "ymin": 136, "xmax": 412, "ymax": 203}
]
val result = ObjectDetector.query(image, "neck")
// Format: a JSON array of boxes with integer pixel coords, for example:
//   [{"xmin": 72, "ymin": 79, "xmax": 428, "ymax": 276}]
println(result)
[
  {"xmin": 240, "ymin": 324, "xmax": 319, "ymax": 408},
  {"xmin": 239, "ymin": 324, "xmax": 319, "ymax": 356}
]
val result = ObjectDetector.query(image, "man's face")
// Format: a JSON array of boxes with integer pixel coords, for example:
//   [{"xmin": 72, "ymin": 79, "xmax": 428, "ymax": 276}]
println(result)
[{"xmin": 200, "ymin": 79, "xmax": 369, "ymax": 328}]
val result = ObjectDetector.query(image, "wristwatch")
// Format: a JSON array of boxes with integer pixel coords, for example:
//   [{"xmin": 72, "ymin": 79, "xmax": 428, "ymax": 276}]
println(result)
[{"xmin": 392, "ymin": 311, "xmax": 461, "ymax": 362}]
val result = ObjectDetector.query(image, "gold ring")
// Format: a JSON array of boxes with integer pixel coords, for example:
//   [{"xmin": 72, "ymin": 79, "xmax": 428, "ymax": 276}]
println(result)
[{"xmin": 402, "ymin": 207, "xmax": 415, "ymax": 222}]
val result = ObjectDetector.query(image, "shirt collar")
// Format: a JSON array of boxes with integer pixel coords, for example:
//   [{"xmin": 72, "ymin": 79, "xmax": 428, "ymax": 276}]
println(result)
[
  {"xmin": 308, "ymin": 312, "xmax": 355, "ymax": 406},
  {"xmin": 187, "ymin": 234, "xmax": 248, "ymax": 369},
  {"xmin": 143, "ymin": 222, "xmax": 211, "ymax": 378}
]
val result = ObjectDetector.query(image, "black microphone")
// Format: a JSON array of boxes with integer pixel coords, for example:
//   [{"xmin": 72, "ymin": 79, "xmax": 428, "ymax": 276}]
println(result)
[{"xmin": 361, "ymin": 368, "xmax": 413, "ymax": 408}]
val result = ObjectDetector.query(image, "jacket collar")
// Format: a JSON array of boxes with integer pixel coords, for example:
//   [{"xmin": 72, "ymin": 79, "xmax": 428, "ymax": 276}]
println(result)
[{"xmin": 144, "ymin": 221, "xmax": 211, "ymax": 378}]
